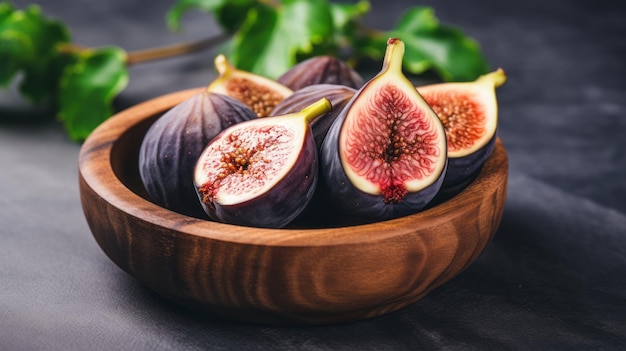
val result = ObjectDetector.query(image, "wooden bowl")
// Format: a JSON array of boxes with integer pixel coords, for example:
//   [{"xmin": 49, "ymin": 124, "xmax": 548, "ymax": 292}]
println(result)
[{"xmin": 78, "ymin": 87, "xmax": 508, "ymax": 325}]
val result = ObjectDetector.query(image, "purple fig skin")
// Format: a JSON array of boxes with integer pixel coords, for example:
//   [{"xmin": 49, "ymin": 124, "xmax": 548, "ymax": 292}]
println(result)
[
  {"xmin": 444, "ymin": 133, "xmax": 497, "ymax": 187},
  {"xmin": 277, "ymin": 56, "xmax": 365, "ymax": 91},
  {"xmin": 138, "ymin": 92, "xmax": 257, "ymax": 218},
  {"xmin": 270, "ymin": 84, "xmax": 356, "ymax": 150},
  {"xmin": 429, "ymin": 136, "xmax": 496, "ymax": 206},
  {"xmin": 195, "ymin": 128, "xmax": 318, "ymax": 229},
  {"xmin": 319, "ymin": 98, "xmax": 448, "ymax": 224}
]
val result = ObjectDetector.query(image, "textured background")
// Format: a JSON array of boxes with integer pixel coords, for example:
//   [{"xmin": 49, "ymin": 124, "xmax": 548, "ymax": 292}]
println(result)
[{"xmin": 2, "ymin": 0, "xmax": 625, "ymax": 349}]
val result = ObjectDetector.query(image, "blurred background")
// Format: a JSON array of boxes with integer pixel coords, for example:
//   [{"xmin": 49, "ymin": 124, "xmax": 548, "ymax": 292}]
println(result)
[{"xmin": 2, "ymin": 0, "xmax": 625, "ymax": 349}]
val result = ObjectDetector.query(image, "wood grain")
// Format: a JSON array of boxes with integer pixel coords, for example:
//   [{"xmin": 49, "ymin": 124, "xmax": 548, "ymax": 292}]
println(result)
[{"xmin": 78, "ymin": 87, "xmax": 508, "ymax": 325}]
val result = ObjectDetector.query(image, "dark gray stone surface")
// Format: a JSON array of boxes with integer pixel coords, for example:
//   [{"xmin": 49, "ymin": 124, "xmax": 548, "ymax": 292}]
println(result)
[{"xmin": 2, "ymin": 0, "xmax": 625, "ymax": 349}]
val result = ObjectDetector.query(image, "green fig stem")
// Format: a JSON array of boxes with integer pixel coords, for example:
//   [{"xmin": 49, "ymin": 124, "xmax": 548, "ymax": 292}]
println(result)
[
  {"xmin": 299, "ymin": 98, "xmax": 332, "ymax": 124},
  {"xmin": 381, "ymin": 38, "xmax": 405, "ymax": 75},
  {"xmin": 477, "ymin": 68, "xmax": 507, "ymax": 88},
  {"xmin": 213, "ymin": 54, "xmax": 233, "ymax": 77}
]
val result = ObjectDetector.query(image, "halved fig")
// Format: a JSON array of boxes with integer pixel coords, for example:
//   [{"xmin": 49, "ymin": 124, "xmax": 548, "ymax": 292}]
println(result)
[
  {"xmin": 277, "ymin": 55, "xmax": 365, "ymax": 90},
  {"xmin": 418, "ymin": 68, "xmax": 507, "ymax": 187},
  {"xmin": 194, "ymin": 98, "xmax": 332, "ymax": 228},
  {"xmin": 207, "ymin": 54, "xmax": 293, "ymax": 117},
  {"xmin": 270, "ymin": 84, "xmax": 356, "ymax": 150},
  {"xmin": 139, "ymin": 92, "xmax": 257, "ymax": 218},
  {"xmin": 319, "ymin": 38, "xmax": 448, "ymax": 223}
]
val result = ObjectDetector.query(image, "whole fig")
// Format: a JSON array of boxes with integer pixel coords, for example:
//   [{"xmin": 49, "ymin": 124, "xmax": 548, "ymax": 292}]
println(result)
[
  {"xmin": 194, "ymin": 98, "xmax": 332, "ymax": 228},
  {"xmin": 139, "ymin": 92, "xmax": 257, "ymax": 218},
  {"xmin": 319, "ymin": 38, "xmax": 448, "ymax": 224},
  {"xmin": 207, "ymin": 54, "xmax": 293, "ymax": 117},
  {"xmin": 270, "ymin": 84, "xmax": 356, "ymax": 150},
  {"xmin": 417, "ymin": 68, "xmax": 507, "ymax": 187},
  {"xmin": 277, "ymin": 55, "xmax": 365, "ymax": 91}
]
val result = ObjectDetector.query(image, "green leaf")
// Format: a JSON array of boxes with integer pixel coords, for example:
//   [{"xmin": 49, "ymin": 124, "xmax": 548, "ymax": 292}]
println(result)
[
  {"xmin": 0, "ymin": 2, "xmax": 14, "ymax": 22},
  {"xmin": 327, "ymin": 0, "xmax": 370, "ymax": 61},
  {"xmin": 167, "ymin": 0, "xmax": 226, "ymax": 31},
  {"xmin": 167, "ymin": 0, "xmax": 256, "ymax": 32},
  {"xmin": 0, "ymin": 4, "xmax": 71, "ymax": 102},
  {"xmin": 230, "ymin": 0, "xmax": 335, "ymax": 79},
  {"xmin": 330, "ymin": 0, "xmax": 369, "ymax": 35},
  {"xmin": 57, "ymin": 47, "xmax": 128, "ymax": 141},
  {"xmin": 387, "ymin": 7, "xmax": 489, "ymax": 82}
]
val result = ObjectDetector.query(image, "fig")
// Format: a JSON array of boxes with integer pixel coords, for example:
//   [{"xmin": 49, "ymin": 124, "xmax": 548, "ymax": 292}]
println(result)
[
  {"xmin": 270, "ymin": 84, "xmax": 356, "ymax": 150},
  {"xmin": 270, "ymin": 84, "xmax": 356, "ymax": 227},
  {"xmin": 319, "ymin": 38, "xmax": 448, "ymax": 223},
  {"xmin": 138, "ymin": 92, "xmax": 257, "ymax": 218},
  {"xmin": 194, "ymin": 98, "xmax": 332, "ymax": 228},
  {"xmin": 207, "ymin": 54, "xmax": 293, "ymax": 117},
  {"xmin": 277, "ymin": 55, "xmax": 365, "ymax": 90},
  {"xmin": 417, "ymin": 68, "xmax": 507, "ymax": 187}
]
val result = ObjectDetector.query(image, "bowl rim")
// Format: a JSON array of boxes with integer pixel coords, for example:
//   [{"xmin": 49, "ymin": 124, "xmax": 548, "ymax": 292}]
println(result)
[{"xmin": 79, "ymin": 87, "xmax": 508, "ymax": 248}]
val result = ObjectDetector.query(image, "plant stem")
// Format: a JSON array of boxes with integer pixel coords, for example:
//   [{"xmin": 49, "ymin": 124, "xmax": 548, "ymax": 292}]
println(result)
[
  {"xmin": 57, "ymin": 33, "xmax": 231, "ymax": 65},
  {"xmin": 126, "ymin": 32, "xmax": 231, "ymax": 65}
]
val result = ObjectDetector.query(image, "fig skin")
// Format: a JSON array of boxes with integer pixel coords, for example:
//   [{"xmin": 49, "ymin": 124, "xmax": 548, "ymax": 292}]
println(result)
[
  {"xmin": 270, "ymin": 84, "xmax": 356, "ymax": 227},
  {"xmin": 194, "ymin": 98, "xmax": 332, "ymax": 228},
  {"xmin": 319, "ymin": 38, "xmax": 448, "ymax": 224},
  {"xmin": 207, "ymin": 54, "xmax": 293, "ymax": 117},
  {"xmin": 138, "ymin": 91, "xmax": 257, "ymax": 218},
  {"xmin": 277, "ymin": 55, "xmax": 365, "ymax": 91},
  {"xmin": 270, "ymin": 84, "xmax": 356, "ymax": 150},
  {"xmin": 444, "ymin": 134, "xmax": 496, "ymax": 187},
  {"xmin": 417, "ymin": 69, "xmax": 507, "ymax": 187}
]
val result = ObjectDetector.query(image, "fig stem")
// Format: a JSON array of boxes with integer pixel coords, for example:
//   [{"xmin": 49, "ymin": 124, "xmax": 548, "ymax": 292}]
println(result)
[
  {"xmin": 382, "ymin": 38, "xmax": 405, "ymax": 74},
  {"xmin": 213, "ymin": 54, "xmax": 233, "ymax": 76},
  {"xmin": 299, "ymin": 98, "xmax": 332, "ymax": 124},
  {"xmin": 477, "ymin": 68, "xmax": 507, "ymax": 88}
]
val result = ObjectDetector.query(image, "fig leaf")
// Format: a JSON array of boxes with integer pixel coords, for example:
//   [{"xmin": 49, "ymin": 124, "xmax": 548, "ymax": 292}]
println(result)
[
  {"xmin": 57, "ymin": 47, "xmax": 128, "ymax": 141},
  {"xmin": 229, "ymin": 0, "xmax": 335, "ymax": 79},
  {"xmin": 0, "ymin": 3, "xmax": 70, "ymax": 103},
  {"xmin": 0, "ymin": 2, "xmax": 12, "ymax": 21},
  {"xmin": 329, "ymin": 0, "xmax": 370, "ymax": 41},
  {"xmin": 166, "ymin": 0, "xmax": 256, "ymax": 32},
  {"xmin": 387, "ymin": 7, "xmax": 489, "ymax": 82}
]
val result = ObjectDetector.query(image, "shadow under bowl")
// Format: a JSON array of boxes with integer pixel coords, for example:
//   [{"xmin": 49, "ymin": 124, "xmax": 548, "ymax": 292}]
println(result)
[{"xmin": 78, "ymin": 87, "xmax": 508, "ymax": 325}]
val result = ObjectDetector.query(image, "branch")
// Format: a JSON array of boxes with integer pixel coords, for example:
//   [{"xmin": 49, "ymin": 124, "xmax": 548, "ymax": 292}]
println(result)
[
  {"xmin": 57, "ymin": 33, "xmax": 232, "ymax": 65},
  {"xmin": 126, "ymin": 32, "xmax": 231, "ymax": 65}
]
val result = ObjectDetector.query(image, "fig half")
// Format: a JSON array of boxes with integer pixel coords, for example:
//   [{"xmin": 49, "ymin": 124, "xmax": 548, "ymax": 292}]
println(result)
[
  {"xmin": 194, "ymin": 98, "xmax": 332, "ymax": 228},
  {"xmin": 320, "ymin": 38, "xmax": 448, "ymax": 223},
  {"xmin": 417, "ymin": 69, "xmax": 507, "ymax": 187},
  {"xmin": 207, "ymin": 54, "xmax": 293, "ymax": 117},
  {"xmin": 138, "ymin": 92, "xmax": 257, "ymax": 218}
]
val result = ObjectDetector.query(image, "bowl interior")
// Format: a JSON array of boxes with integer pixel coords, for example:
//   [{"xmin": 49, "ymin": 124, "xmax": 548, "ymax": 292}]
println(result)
[{"xmin": 109, "ymin": 113, "xmax": 158, "ymax": 202}]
